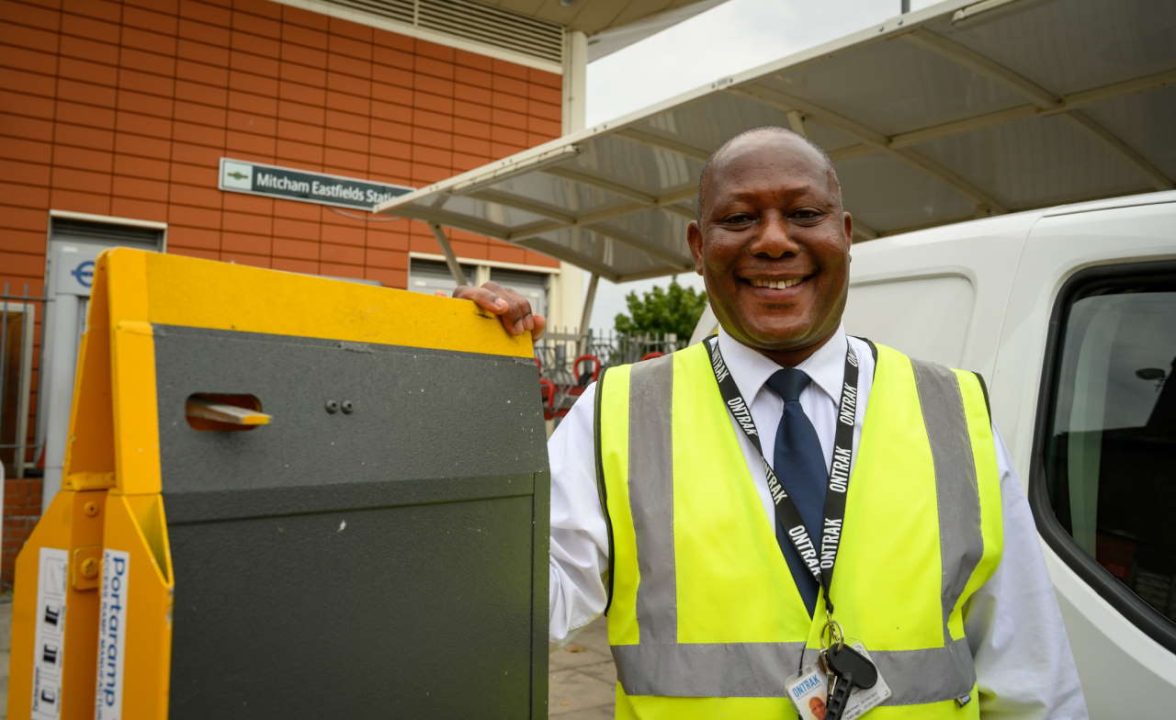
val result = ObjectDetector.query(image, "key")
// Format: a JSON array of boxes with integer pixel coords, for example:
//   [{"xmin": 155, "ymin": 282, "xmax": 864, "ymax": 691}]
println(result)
[
  {"xmin": 825, "ymin": 670, "xmax": 852, "ymax": 720},
  {"xmin": 823, "ymin": 644, "xmax": 878, "ymax": 720}
]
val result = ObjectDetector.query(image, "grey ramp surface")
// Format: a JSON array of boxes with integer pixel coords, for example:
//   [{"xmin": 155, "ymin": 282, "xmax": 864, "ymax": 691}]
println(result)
[
  {"xmin": 153, "ymin": 326, "xmax": 548, "ymax": 496},
  {"xmin": 153, "ymin": 327, "xmax": 549, "ymax": 719}
]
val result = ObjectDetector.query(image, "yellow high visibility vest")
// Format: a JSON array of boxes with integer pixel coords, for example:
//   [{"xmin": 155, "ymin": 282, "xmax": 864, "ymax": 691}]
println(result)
[{"xmin": 596, "ymin": 340, "xmax": 1003, "ymax": 719}]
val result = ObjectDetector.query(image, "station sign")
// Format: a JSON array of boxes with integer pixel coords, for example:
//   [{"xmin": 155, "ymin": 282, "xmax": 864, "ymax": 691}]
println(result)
[
  {"xmin": 219, "ymin": 158, "xmax": 411, "ymax": 211},
  {"xmin": 50, "ymin": 244, "xmax": 101, "ymax": 298}
]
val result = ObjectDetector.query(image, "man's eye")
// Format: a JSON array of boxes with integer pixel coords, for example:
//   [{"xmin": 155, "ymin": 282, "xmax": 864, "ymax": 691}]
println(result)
[
  {"xmin": 791, "ymin": 209, "xmax": 825, "ymax": 224},
  {"xmin": 720, "ymin": 213, "xmax": 755, "ymax": 226}
]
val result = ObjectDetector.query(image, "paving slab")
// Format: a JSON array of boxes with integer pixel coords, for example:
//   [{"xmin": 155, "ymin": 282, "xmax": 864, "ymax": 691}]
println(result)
[{"xmin": 549, "ymin": 617, "xmax": 615, "ymax": 718}]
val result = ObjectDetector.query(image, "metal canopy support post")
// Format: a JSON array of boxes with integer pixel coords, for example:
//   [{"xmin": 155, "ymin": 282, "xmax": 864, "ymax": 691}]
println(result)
[
  {"xmin": 578, "ymin": 273, "xmax": 600, "ymax": 355},
  {"xmin": 429, "ymin": 222, "xmax": 469, "ymax": 286},
  {"xmin": 787, "ymin": 110, "xmax": 807, "ymax": 137},
  {"xmin": 562, "ymin": 30, "xmax": 587, "ymax": 135}
]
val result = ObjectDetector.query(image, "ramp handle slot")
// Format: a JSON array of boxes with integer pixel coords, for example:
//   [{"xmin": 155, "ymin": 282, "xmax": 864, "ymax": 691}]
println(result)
[{"xmin": 186, "ymin": 394, "xmax": 270, "ymax": 431}]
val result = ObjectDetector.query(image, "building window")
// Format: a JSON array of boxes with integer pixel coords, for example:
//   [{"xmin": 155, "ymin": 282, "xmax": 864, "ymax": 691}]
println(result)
[
  {"xmin": 408, "ymin": 259, "xmax": 549, "ymax": 319},
  {"xmin": 1036, "ymin": 264, "xmax": 1176, "ymax": 640},
  {"xmin": 489, "ymin": 267, "xmax": 548, "ymax": 320},
  {"xmin": 408, "ymin": 260, "xmax": 478, "ymax": 298}
]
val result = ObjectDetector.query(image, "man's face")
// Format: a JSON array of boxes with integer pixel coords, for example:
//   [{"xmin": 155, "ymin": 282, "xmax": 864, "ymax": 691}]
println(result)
[{"xmin": 688, "ymin": 133, "xmax": 852, "ymax": 366}]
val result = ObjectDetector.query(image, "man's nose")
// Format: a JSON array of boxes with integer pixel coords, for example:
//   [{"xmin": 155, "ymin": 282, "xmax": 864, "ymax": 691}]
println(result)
[{"xmin": 751, "ymin": 212, "xmax": 799, "ymax": 257}]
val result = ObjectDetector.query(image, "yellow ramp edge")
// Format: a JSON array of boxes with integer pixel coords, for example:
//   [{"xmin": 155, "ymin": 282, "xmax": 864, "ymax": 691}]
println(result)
[{"xmin": 110, "ymin": 248, "xmax": 535, "ymax": 358}]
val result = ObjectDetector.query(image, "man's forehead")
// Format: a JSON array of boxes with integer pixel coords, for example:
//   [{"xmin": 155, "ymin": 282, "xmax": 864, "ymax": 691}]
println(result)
[
  {"xmin": 696, "ymin": 128, "xmax": 843, "ymax": 217},
  {"xmin": 706, "ymin": 139, "xmax": 835, "ymax": 199},
  {"xmin": 711, "ymin": 133, "xmax": 829, "ymax": 178}
]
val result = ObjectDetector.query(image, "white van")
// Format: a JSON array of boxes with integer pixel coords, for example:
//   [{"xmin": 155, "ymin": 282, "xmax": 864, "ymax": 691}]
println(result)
[{"xmin": 693, "ymin": 190, "xmax": 1176, "ymax": 716}]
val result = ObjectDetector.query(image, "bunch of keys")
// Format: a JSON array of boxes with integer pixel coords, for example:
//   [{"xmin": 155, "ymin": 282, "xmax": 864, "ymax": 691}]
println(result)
[{"xmin": 818, "ymin": 623, "xmax": 879, "ymax": 720}]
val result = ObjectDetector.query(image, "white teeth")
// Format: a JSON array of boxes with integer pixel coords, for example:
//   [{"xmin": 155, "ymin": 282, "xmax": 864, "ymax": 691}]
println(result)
[{"xmin": 751, "ymin": 277, "xmax": 804, "ymax": 289}]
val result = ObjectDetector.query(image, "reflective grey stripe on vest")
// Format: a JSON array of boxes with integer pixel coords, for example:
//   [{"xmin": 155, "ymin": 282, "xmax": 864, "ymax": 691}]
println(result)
[
  {"xmin": 628, "ymin": 355, "xmax": 678, "ymax": 644},
  {"xmin": 613, "ymin": 349, "xmax": 983, "ymax": 704},
  {"xmin": 910, "ymin": 359, "xmax": 984, "ymax": 694},
  {"xmin": 613, "ymin": 638, "xmax": 974, "ymax": 703}
]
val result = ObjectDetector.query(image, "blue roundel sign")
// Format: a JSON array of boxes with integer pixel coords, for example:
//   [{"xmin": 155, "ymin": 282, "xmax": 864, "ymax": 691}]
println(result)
[{"xmin": 71, "ymin": 260, "xmax": 95, "ymax": 289}]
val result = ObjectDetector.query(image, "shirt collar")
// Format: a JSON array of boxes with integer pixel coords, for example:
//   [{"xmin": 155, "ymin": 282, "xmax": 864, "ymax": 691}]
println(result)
[{"xmin": 715, "ymin": 326, "xmax": 849, "ymax": 406}]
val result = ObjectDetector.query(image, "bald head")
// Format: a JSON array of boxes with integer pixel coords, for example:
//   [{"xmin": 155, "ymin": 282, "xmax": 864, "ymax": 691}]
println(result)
[{"xmin": 697, "ymin": 127, "xmax": 842, "ymax": 221}]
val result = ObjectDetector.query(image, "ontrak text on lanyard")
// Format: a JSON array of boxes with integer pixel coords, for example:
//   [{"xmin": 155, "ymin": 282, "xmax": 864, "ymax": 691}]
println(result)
[{"xmin": 705, "ymin": 336, "xmax": 860, "ymax": 641}]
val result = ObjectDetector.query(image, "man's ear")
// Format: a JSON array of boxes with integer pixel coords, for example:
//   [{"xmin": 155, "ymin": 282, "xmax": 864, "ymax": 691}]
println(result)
[
  {"xmin": 687, "ymin": 221, "xmax": 705, "ymax": 274},
  {"xmin": 841, "ymin": 211, "xmax": 853, "ymax": 247}
]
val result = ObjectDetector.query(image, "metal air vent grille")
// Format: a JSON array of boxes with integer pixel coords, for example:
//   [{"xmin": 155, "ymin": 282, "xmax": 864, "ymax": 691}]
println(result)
[
  {"xmin": 323, "ymin": 0, "xmax": 564, "ymax": 65},
  {"xmin": 330, "ymin": 0, "xmax": 415, "ymax": 24}
]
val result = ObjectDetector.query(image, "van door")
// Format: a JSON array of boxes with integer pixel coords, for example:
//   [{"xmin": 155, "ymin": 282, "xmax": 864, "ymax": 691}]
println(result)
[{"xmin": 993, "ymin": 199, "xmax": 1176, "ymax": 718}]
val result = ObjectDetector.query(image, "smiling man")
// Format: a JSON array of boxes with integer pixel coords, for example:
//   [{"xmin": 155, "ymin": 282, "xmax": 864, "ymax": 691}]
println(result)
[
  {"xmin": 689, "ymin": 129, "xmax": 851, "ymax": 365},
  {"xmin": 461, "ymin": 127, "xmax": 1086, "ymax": 719}
]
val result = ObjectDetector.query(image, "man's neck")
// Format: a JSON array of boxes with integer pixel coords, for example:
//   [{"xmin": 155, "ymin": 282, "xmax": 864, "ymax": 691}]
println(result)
[
  {"xmin": 717, "ymin": 327, "xmax": 850, "ymax": 404},
  {"xmin": 756, "ymin": 332, "xmax": 837, "ymax": 369}
]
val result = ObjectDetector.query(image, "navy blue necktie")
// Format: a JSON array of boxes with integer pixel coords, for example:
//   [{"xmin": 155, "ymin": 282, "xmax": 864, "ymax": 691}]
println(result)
[{"xmin": 765, "ymin": 368, "xmax": 826, "ymax": 615}]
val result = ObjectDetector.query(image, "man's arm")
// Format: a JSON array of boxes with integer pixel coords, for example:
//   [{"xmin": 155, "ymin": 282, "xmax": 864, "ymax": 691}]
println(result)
[
  {"xmin": 966, "ymin": 429, "xmax": 1088, "ymax": 719},
  {"xmin": 547, "ymin": 383, "xmax": 610, "ymax": 644}
]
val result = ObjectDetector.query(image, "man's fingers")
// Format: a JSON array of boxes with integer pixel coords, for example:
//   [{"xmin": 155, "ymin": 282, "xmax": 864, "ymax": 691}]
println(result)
[
  {"xmin": 453, "ymin": 285, "xmax": 510, "ymax": 314},
  {"xmin": 454, "ymin": 282, "xmax": 545, "ymax": 338}
]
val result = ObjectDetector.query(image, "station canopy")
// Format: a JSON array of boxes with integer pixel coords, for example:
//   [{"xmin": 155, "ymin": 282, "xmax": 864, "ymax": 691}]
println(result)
[{"xmin": 375, "ymin": 0, "xmax": 1176, "ymax": 282}]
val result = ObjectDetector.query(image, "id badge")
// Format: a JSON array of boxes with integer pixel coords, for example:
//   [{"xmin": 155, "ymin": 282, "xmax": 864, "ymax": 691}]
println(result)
[
  {"xmin": 785, "ymin": 644, "xmax": 893, "ymax": 719},
  {"xmin": 785, "ymin": 664, "xmax": 829, "ymax": 720}
]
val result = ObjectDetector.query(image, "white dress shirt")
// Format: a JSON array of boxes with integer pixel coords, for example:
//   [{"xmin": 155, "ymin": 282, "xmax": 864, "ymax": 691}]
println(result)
[{"xmin": 547, "ymin": 327, "xmax": 1088, "ymax": 718}]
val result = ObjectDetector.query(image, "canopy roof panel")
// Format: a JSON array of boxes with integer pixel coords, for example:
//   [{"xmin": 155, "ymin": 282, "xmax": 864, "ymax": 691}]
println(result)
[{"xmin": 376, "ymin": 0, "xmax": 1176, "ymax": 282}]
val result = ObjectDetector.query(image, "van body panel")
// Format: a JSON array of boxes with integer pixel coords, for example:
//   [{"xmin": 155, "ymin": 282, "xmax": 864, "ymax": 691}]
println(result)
[{"xmin": 845, "ymin": 211, "xmax": 1036, "ymax": 373}]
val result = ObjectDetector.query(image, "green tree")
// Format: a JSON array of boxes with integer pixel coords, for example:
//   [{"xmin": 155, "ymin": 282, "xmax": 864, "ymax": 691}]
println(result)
[{"xmin": 613, "ymin": 281, "xmax": 708, "ymax": 339}]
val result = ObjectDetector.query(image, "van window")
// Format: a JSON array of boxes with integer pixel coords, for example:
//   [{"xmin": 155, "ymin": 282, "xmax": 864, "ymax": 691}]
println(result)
[{"xmin": 1039, "ymin": 268, "xmax": 1176, "ymax": 628}]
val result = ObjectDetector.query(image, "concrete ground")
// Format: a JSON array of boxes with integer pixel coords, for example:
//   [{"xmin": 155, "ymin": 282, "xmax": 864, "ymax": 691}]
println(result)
[
  {"xmin": 548, "ymin": 618, "xmax": 616, "ymax": 718},
  {"xmin": 0, "ymin": 599, "xmax": 609, "ymax": 719}
]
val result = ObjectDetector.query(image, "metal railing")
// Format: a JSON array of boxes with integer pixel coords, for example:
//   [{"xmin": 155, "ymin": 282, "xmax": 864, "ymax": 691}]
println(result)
[
  {"xmin": 1, "ymin": 282, "xmax": 43, "ymax": 479},
  {"xmin": 533, "ymin": 328, "xmax": 689, "ymax": 421}
]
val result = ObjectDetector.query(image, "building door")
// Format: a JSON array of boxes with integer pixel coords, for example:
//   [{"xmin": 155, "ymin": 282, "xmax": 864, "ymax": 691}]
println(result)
[{"xmin": 38, "ymin": 218, "xmax": 163, "ymax": 509}]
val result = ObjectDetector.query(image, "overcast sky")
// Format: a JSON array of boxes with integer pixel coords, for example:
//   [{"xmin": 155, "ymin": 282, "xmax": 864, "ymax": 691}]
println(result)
[{"xmin": 579, "ymin": 0, "xmax": 937, "ymax": 331}]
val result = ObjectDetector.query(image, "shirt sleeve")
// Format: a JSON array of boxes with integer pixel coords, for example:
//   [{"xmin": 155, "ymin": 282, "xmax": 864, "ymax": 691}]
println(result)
[
  {"xmin": 547, "ymin": 382, "xmax": 610, "ymax": 645},
  {"xmin": 966, "ymin": 427, "xmax": 1089, "ymax": 719}
]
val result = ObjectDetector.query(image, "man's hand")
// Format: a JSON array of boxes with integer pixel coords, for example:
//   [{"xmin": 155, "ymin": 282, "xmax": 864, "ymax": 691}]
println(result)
[{"xmin": 453, "ymin": 282, "xmax": 547, "ymax": 339}]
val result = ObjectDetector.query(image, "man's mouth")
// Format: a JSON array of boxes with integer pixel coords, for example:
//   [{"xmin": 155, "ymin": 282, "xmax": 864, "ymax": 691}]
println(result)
[{"xmin": 748, "ymin": 276, "xmax": 808, "ymax": 290}]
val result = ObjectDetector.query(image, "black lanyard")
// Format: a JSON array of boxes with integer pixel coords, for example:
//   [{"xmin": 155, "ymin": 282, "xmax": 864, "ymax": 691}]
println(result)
[{"xmin": 705, "ymin": 337, "xmax": 860, "ymax": 619}]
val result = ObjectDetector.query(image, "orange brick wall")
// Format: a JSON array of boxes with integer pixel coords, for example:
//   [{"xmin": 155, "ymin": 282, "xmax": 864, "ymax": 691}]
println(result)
[
  {"xmin": 0, "ymin": 0, "xmax": 563, "ymax": 289},
  {"xmin": 2, "ymin": 479, "xmax": 42, "ymax": 585},
  {"xmin": 0, "ymin": 0, "xmax": 565, "ymax": 584}
]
